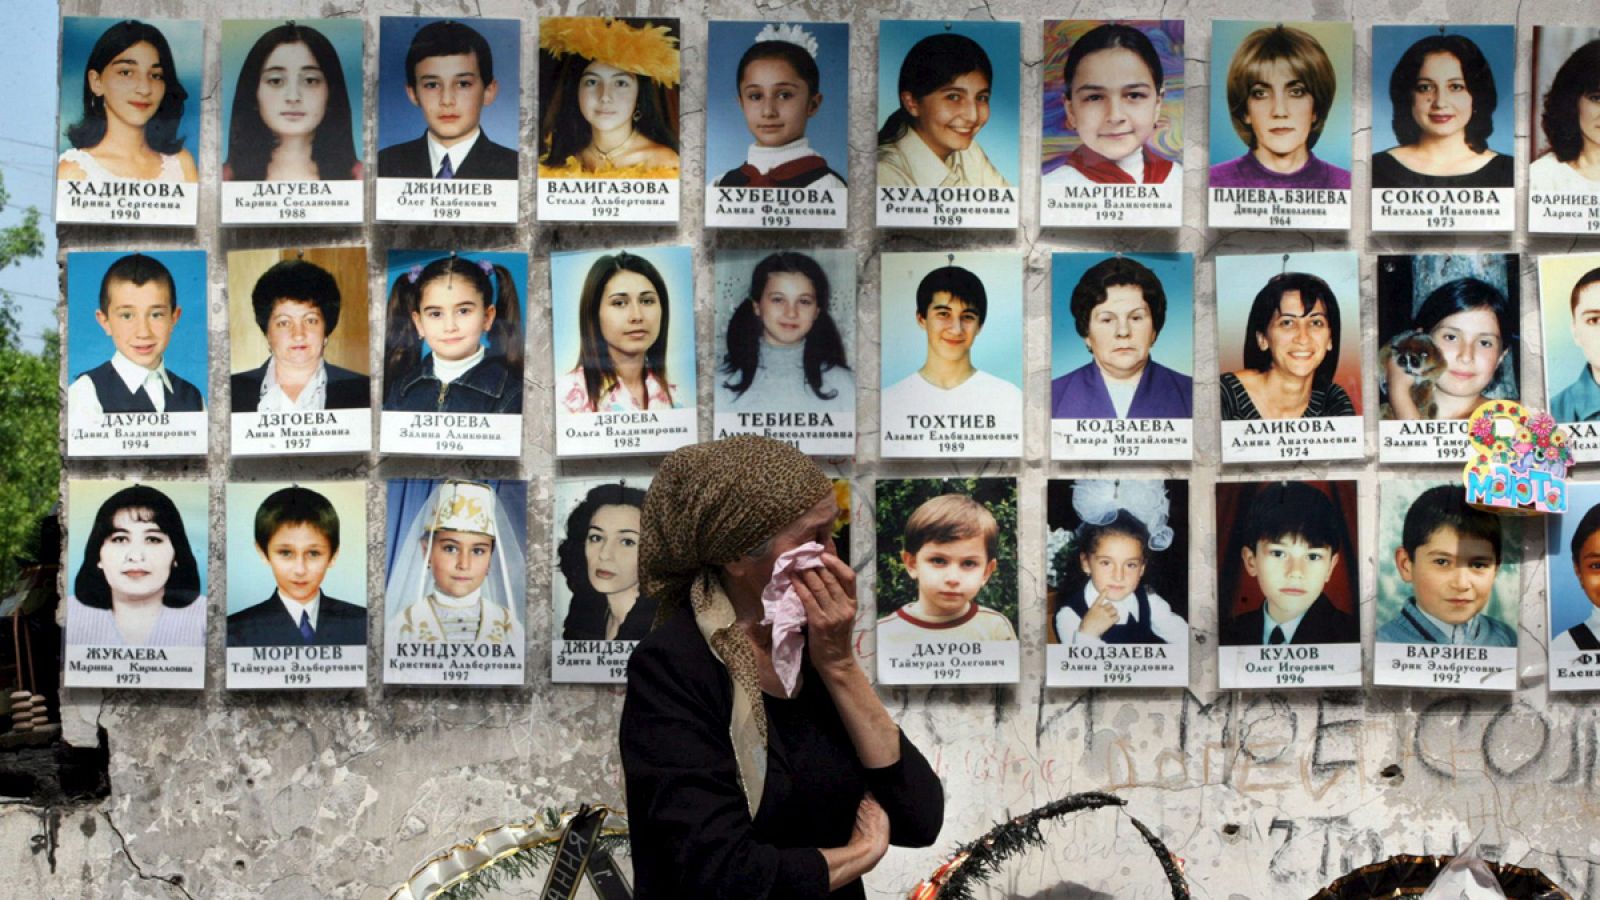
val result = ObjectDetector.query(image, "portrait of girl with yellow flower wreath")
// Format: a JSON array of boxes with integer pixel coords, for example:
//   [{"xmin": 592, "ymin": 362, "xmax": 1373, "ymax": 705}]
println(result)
[{"xmin": 537, "ymin": 17, "xmax": 681, "ymax": 178}]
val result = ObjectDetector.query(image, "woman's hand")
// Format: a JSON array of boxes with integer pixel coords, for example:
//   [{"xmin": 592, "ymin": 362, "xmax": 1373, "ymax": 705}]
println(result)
[
  {"xmin": 792, "ymin": 552, "xmax": 860, "ymax": 679},
  {"xmin": 1079, "ymin": 593, "xmax": 1120, "ymax": 638},
  {"xmin": 1385, "ymin": 352, "xmax": 1421, "ymax": 419},
  {"xmin": 823, "ymin": 793, "xmax": 890, "ymax": 891}
]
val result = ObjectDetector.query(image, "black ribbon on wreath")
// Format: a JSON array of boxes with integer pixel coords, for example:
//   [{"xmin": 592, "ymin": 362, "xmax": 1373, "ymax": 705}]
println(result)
[{"xmin": 1312, "ymin": 854, "xmax": 1569, "ymax": 899}]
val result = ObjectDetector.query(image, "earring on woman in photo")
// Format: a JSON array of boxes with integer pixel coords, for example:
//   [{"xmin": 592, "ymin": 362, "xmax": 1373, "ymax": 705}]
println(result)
[{"xmin": 633, "ymin": 107, "xmax": 641, "ymax": 122}]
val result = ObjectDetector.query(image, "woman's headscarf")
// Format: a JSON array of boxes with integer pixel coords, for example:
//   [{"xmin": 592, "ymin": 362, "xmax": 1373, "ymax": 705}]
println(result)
[{"xmin": 638, "ymin": 435, "xmax": 833, "ymax": 814}]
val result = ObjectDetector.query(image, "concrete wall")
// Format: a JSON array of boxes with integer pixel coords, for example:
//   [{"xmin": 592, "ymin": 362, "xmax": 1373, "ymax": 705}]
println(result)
[{"xmin": 8, "ymin": 0, "xmax": 1600, "ymax": 897}]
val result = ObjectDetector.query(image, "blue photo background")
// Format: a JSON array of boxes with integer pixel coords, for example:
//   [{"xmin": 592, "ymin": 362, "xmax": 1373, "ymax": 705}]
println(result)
[
  {"xmin": 1371, "ymin": 25, "xmax": 1516, "ymax": 158},
  {"xmin": 1208, "ymin": 20, "xmax": 1354, "ymax": 174},
  {"xmin": 59, "ymin": 17, "xmax": 205, "ymax": 156},
  {"xmin": 219, "ymin": 19, "xmax": 365, "ymax": 165},
  {"xmin": 1051, "ymin": 252, "xmax": 1194, "ymax": 380},
  {"xmin": 1548, "ymin": 483, "xmax": 1600, "ymax": 638},
  {"xmin": 225, "ymin": 481, "xmax": 366, "ymax": 615},
  {"xmin": 549, "ymin": 246, "xmax": 698, "ymax": 407},
  {"xmin": 877, "ymin": 20, "xmax": 1021, "ymax": 186},
  {"xmin": 880, "ymin": 252, "xmax": 1024, "ymax": 390},
  {"xmin": 382, "ymin": 250, "xmax": 528, "ymax": 360},
  {"xmin": 376, "ymin": 17, "xmax": 520, "ymax": 154},
  {"xmin": 66, "ymin": 250, "xmax": 208, "ymax": 398},
  {"xmin": 68, "ymin": 480, "xmax": 209, "ymax": 601},
  {"xmin": 705, "ymin": 21, "xmax": 849, "ymax": 185}
]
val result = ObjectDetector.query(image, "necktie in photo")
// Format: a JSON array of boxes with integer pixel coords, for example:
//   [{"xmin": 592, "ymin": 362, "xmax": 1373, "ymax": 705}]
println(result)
[
  {"xmin": 300, "ymin": 610, "xmax": 315, "ymax": 644},
  {"xmin": 1268, "ymin": 625, "xmax": 1286, "ymax": 646},
  {"xmin": 437, "ymin": 154, "xmax": 454, "ymax": 179}
]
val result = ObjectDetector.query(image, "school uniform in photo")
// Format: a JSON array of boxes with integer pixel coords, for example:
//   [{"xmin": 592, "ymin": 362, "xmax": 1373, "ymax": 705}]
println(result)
[
  {"xmin": 1053, "ymin": 581, "xmax": 1187, "ymax": 645},
  {"xmin": 1553, "ymin": 608, "xmax": 1600, "ymax": 652},
  {"xmin": 1219, "ymin": 594, "xmax": 1357, "ymax": 646},
  {"xmin": 227, "ymin": 593, "xmax": 367, "ymax": 647},
  {"xmin": 231, "ymin": 360, "xmax": 370, "ymax": 413},
  {"xmin": 378, "ymin": 130, "xmax": 519, "ymax": 180},
  {"xmin": 69, "ymin": 353, "xmax": 204, "ymax": 416}
]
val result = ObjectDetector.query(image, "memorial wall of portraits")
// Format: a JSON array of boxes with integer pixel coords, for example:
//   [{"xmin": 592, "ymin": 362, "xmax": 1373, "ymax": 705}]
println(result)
[{"xmin": 54, "ymin": 13, "xmax": 1600, "ymax": 694}]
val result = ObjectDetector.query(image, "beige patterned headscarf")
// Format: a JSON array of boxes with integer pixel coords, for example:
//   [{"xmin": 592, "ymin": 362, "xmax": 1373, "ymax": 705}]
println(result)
[{"xmin": 640, "ymin": 435, "xmax": 834, "ymax": 815}]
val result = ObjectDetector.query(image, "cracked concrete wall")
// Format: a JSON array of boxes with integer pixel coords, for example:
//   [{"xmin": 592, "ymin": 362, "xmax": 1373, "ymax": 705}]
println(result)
[{"xmin": 6, "ymin": 0, "xmax": 1600, "ymax": 897}]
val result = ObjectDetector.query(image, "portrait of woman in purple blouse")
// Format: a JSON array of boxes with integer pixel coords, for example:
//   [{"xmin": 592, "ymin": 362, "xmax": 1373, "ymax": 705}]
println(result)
[
  {"xmin": 1051, "ymin": 255, "xmax": 1193, "ymax": 420},
  {"xmin": 1208, "ymin": 24, "xmax": 1351, "ymax": 191}
]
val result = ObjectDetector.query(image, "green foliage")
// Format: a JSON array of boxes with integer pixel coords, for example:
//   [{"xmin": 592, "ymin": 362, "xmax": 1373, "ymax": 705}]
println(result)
[
  {"xmin": 0, "ymin": 170, "xmax": 55, "ymax": 590},
  {"xmin": 874, "ymin": 477, "xmax": 1019, "ymax": 621}
]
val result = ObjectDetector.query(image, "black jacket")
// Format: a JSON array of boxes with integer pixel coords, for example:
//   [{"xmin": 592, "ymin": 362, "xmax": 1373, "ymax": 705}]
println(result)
[
  {"xmin": 1220, "ymin": 593, "xmax": 1358, "ymax": 646},
  {"xmin": 77, "ymin": 360, "xmax": 203, "ymax": 413},
  {"xmin": 562, "ymin": 593, "xmax": 659, "ymax": 642},
  {"xmin": 384, "ymin": 354, "xmax": 522, "ymax": 415},
  {"xmin": 226, "ymin": 594, "xmax": 367, "ymax": 647},
  {"xmin": 231, "ymin": 360, "xmax": 370, "ymax": 413},
  {"xmin": 377, "ymin": 131, "xmax": 519, "ymax": 180}
]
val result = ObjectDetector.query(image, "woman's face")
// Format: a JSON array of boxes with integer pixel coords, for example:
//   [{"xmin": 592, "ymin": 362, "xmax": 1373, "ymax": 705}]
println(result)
[
  {"xmin": 256, "ymin": 41, "xmax": 328, "ymax": 139},
  {"xmin": 1578, "ymin": 84, "xmax": 1600, "ymax": 152},
  {"xmin": 1429, "ymin": 306, "xmax": 1506, "ymax": 400},
  {"xmin": 1065, "ymin": 48, "xmax": 1162, "ymax": 162},
  {"xmin": 740, "ymin": 57, "xmax": 819, "ymax": 148},
  {"xmin": 98, "ymin": 508, "xmax": 176, "ymax": 604},
  {"xmin": 266, "ymin": 299, "xmax": 327, "ymax": 370},
  {"xmin": 1244, "ymin": 58, "xmax": 1316, "ymax": 158},
  {"xmin": 90, "ymin": 41, "xmax": 167, "ymax": 129},
  {"xmin": 578, "ymin": 62, "xmax": 640, "ymax": 135},
  {"xmin": 1079, "ymin": 532, "xmax": 1145, "ymax": 603},
  {"xmin": 597, "ymin": 270, "xmax": 662, "ymax": 359},
  {"xmin": 412, "ymin": 281, "xmax": 494, "ymax": 363},
  {"xmin": 1256, "ymin": 290, "xmax": 1332, "ymax": 380},
  {"xmin": 584, "ymin": 504, "xmax": 641, "ymax": 596},
  {"xmin": 753, "ymin": 272, "xmax": 820, "ymax": 347},
  {"xmin": 1084, "ymin": 284, "xmax": 1156, "ymax": 380},
  {"xmin": 1410, "ymin": 52, "xmax": 1473, "ymax": 142},
  {"xmin": 903, "ymin": 71, "xmax": 991, "ymax": 160}
]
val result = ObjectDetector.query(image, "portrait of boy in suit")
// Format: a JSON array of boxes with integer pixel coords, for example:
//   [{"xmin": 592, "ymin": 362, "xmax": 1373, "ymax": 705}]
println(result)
[
  {"xmin": 377, "ymin": 20, "xmax": 517, "ymax": 180},
  {"xmin": 226, "ymin": 486, "xmax": 367, "ymax": 648},
  {"xmin": 67, "ymin": 253, "xmax": 204, "ymax": 423},
  {"xmin": 1220, "ymin": 481, "xmax": 1359, "ymax": 646}
]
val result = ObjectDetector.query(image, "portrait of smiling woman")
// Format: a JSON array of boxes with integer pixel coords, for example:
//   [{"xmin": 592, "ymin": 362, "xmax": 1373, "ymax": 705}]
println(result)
[
  {"xmin": 1372, "ymin": 29, "xmax": 1514, "ymax": 188},
  {"xmin": 559, "ymin": 252, "xmax": 680, "ymax": 413},
  {"xmin": 538, "ymin": 17, "xmax": 681, "ymax": 177},
  {"xmin": 67, "ymin": 483, "xmax": 206, "ymax": 650},
  {"xmin": 1208, "ymin": 23, "xmax": 1350, "ymax": 190},
  {"xmin": 1219, "ymin": 264, "xmax": 1356, "ymax": 421},
  {"xmin": 222, "ymin": 20, "xmax": 360, "ymax": 182},
  {"xmin": 1532, "ymin": 31, "xmax": 1600, "ymax": 191},
  {"xmin": 58, "ymin": 18, "xmax": 199, "ymax": 183}
]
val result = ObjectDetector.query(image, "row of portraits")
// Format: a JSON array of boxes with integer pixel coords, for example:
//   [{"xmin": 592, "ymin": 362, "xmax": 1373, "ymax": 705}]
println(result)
[
  {"xmin": 55, "ymin": 16, "xmax": 1600, "ymax": 232},
  {"xmin": 63, "ymin": 246, "xmax": 1600, "ymax": 464},
  {"xmin": 62, "ymin": 475, "xmax": 1600, "ymax": 693}
]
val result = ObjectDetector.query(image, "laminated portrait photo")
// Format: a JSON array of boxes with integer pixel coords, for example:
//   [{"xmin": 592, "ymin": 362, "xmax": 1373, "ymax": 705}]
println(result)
[
  {"xmin": 375, "ymin": 17, "xmax": 520, "ymax": 224},
  {"xmin": 383, "ymin": 479, "xmax": 527, "ymax": 687},
  {"xmin": 378, "ymin": 250, "xmax": 526, "ymax": 459},
  {"xmin": 220, "ymin": 19, "xmax": 364, "ymax": 225},
  {"xmin": 879, "ymin": 252, "xmax": 1022, "ymax": 459},
  {"xmin": 65, "ymin": 250, "xmax": 208, "ymax": 459},
  {"xmin": 1529, "ymin": 27, "xmax": 1600, "ymax": 234},
  {"xmin": 1215, "ymin": 480, "xmax": 1362, "ymax": 689},
  {"xmin": 228, "ymin": 247, "xmax": 371, "ymax": 456},
  {"xmin": 536, "ymin": 16, "xmax": 682, "ymax": 223},
  {"xmin": 64, "ymin": 479, "xmax": 209, "ymax": 690},
  {"xmin": 56, "ymin": 17, "xmax": 202, "ymax": 226},
  {"xmin": 876, "ymin": 478, "xmax": 1019, "ymax": 686},
  {"xmin": 549, "ymin": 246, "xmax": 698, "ymax": 457},
  {"xmin": 705, "ymin": 21, "xmax": 849, "ymax": 230},
  {"xmin": 1373, "ymin": 479, "xmax": 1521, "ymax": 691},
  {"xmin": 551, "ymin": 475, "xmax": 655, "ymax": 684},
  {"xmin": 1547, "ymin": 483, "xmax": 1600, "ymax": 691},
  {"xmin": 712, "ymin": 248, "xmax": 855, "ymax": 456},
  {"xmin": 876, "ymin": 19, "xmax": 1020, "ymax": 229},
  {"xmin": 1214, "ymin": 251, "xmax": 1363, "ymax": 463},
  {"xmin": 1377, "ymin": 253, "xmax": 1520, "ymax": 463},
  {"xmin": 1042, "ymin": 20, "xmax": 1184, "ymax": 229},
  {"xmin": 1046, "ymin": 479, "xmax": 1189, "ymax": 689},
  {"xmin": 225, "ymin": 481, "xmax": 367, "ymax": 690},
  {"xmin": 1207, "ymin": 20, "xmax": 1353, "ymax": 231},
  {"xmin": 1050, "ymin": 252, "xmax": 1194, "ymax": 461},
  {"xmin": 1539, "ymin": 253, "xmax": 1600, "ymax": 462},
  {"xmin": 1370, "ymin": 25, "xmax": 1516, "ymax": 233}
]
